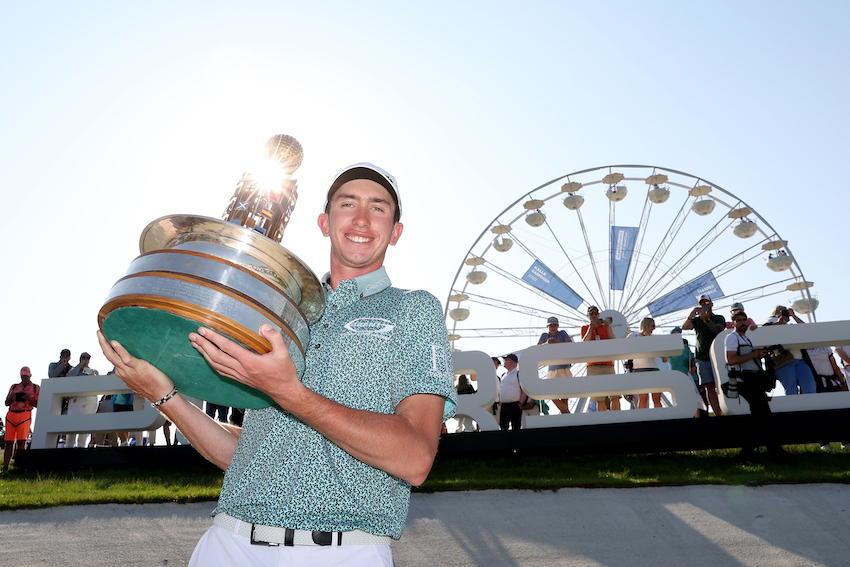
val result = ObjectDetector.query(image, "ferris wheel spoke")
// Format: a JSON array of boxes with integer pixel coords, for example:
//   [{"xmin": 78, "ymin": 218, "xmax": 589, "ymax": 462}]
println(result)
[
  {"xmin": 636, "ymin": 213, "xmax": 736, "ymax": 305},
  {"xmin": 620, "ymin": 193, "xmax": 694, "ymax": 313},
  {"xmin": 452, "ymin": 327, "xmax": 546, "ymax": 339},
  {"xmin": 461, "ymin": 290, "xmax": 564, "ymax": 319},
  {"xmin": 573, "ymin": 203, "xmax": 606, "ymax": 307},
  {"xmin": 498, "ymin": 221, "xmax": 602, "ymax": 314},
  {"xmin": 711, "ymin": 239, "xmax": 772, "ymax": 278},
  {"xmin": 541, "ymin": 215, "xmax": 604, "ymax": 310},
  {"xmin": 616, "ymin": 191, "xmax": 659, "ymax": 313}
]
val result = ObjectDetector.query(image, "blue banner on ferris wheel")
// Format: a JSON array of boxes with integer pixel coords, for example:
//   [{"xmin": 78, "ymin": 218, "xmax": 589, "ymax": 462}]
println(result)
[
  {"xmin": 646, "ymin": 272, "xmax": 725, "ymax": 317},
  {"xmin": 521, "ymin": 260, "xmax": 584, "ymax": 309},
  {"xmin": 610, "ymin": 226, "xmax": 638, "ymax": 291}
]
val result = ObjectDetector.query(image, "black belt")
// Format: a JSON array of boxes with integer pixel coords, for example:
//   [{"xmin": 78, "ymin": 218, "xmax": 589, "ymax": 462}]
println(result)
[
  {"xmin": 9, "ymin": 409, "xmax": 31, "ymax": 413},
  {"xmin": 213, "ymin": 513, "xmax": 391, "ymax": 547}
]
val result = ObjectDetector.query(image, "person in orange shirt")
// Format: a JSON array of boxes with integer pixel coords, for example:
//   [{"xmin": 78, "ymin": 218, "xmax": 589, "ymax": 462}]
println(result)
[
  {"xmin": 581, "ymin": 306, "xmax": 619, "ymax": 411},
  {"xmin": 4, "ymin": 366, "xmax": 39, "ymax": 471}
]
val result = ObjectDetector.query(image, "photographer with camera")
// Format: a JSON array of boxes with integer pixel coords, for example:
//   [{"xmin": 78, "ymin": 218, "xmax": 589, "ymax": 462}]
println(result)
[
  {"xmin": 725, "ymin": 312, "xmax": 790, "ymax": 464},
  {"xmin": 763, "ymin": 306, "xmax": 816, "ymax": 396},
  {"xmin": 4, "ymin": 366, "xmax": 39, "ymax": 471}
]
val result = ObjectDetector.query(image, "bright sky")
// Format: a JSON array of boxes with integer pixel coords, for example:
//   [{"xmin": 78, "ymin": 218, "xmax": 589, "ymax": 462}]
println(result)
[{"xmin": 3, "ymin": 2, "xmax": 849, "ymax": 402}]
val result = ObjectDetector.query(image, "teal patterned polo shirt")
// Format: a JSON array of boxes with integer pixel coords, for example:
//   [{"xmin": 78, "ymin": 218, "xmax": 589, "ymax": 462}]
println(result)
[{"xmin": 213, "ymin": 267, "xmax": 457, "ymax": 539}]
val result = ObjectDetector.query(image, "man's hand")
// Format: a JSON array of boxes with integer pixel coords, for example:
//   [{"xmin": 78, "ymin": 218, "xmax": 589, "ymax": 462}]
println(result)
[
  {"xmin": 97, "ymin": 331, "xmax": 174, "ymax": 402},
  {"xmin": 188, "ymin": 324, "xmax": 302, "ymax": 404},
  {"xmin": 546, "ymin": 337, "xmax": 559, "ymax": 344},
  {"xmin": 699, "ymin": 308, "xmax": 712, "ymax": 321},
  {"xmin": 98, "ymin": 329, "xmax": 242, "ymax": 471}
]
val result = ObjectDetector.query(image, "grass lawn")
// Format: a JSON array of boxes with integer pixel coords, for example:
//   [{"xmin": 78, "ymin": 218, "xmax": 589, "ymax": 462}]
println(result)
[{"xmin": 1, "ymin": 443, "xmax": 849, "ymax": 510}]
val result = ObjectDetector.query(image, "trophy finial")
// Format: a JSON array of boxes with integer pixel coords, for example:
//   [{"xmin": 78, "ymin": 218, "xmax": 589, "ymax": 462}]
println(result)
[
  {"xmin": 264, "ymin": 134, "xmax": 303, "ymax": 173},
  {"xmin": 222, "ymin": 134, "xmax": 303, "ymax": 243}
]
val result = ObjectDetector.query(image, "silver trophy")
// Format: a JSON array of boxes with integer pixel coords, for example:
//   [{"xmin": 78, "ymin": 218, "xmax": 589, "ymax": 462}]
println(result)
[{"xmin": 99, "ymin": 135, "xmax": 324, "ymax": 409}]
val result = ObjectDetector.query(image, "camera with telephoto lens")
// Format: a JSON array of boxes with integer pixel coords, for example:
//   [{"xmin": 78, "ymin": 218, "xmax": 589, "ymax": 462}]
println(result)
[
  {"xmin": 724, "ymin": 373, "xmax": 739, "ymax": 399},
  {"xmin": 15, "ymin": 392, "xmax": 26, "ymax": 402}
]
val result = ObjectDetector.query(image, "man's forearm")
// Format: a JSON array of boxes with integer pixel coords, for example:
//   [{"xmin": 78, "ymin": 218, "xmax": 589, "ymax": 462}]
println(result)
[
  {"xmin": 186, "ymin": 325, "xmax": 446, "ymax": 485},
  {"xmin": 148, "ymin": 395, "xmax": 241, "ymax": 470},
  {"xmin": 272, "ymin": 384, "xmax": 444, "ymax": 486},
  {"xmin": 726, "ymin": 349, "xmax": 761, "ymax": 366}
]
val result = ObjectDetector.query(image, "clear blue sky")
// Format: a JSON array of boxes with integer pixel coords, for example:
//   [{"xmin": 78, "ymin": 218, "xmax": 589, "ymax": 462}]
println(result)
[{"xmin": 3, "ymin": 2, "xmax": 849, "ymax": 400}]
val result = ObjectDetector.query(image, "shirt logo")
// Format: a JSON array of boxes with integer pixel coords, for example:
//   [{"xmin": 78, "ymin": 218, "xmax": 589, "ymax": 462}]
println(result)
[
  {"xmin": 343, "ymin": 318, "xmax": 394, "ymax": 340},
  {"xmin": 430, "ymin": 344, "xmax": 451, "ymax": 376},
  {"xmin": 364, "ymin": 276, "xmax": 389, "ymax": 293}
]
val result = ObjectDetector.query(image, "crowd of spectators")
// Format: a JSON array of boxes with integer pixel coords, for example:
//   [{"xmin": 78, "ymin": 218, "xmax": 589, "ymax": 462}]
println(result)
[
  {"xmin": 2, "ymin": 345, "xmax": 275, "ymax": 469},
  {"xmin": 452, "ymin": 300, "xmax": 850, "ymax": 453}
]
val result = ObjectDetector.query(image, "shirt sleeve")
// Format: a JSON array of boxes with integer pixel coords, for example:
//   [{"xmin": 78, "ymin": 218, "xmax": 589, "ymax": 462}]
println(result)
[
  {"xmin": 393, "ymin": 291, "xmax": 457, "ymax": 422},
  {"xmin": 724, "ymin": 332, "xmax": 742, "ymax": 353}
]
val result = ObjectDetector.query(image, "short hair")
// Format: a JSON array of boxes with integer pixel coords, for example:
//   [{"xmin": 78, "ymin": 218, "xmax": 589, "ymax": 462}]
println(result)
[
  {"xmin": 638, "ymin": 317, "xmax": 655, "ymax": 334},
  {"xmin": 733, "ymin": 311, "xmax": 748, "ymax": 321},
  {"xmin": 60, "ymin": 349, "xmax": 71, "ymax": 357}
]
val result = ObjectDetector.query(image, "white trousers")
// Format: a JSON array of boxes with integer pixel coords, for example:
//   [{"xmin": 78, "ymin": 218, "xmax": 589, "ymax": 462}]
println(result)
[{"xmin": 188, "ymin": 525, "xmax": 393, "ymax": 567}]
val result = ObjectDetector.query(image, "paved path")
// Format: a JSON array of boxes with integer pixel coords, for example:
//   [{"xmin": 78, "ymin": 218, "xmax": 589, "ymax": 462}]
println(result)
[{"xmin": 2, "ymin": 485, "xmax": 849, "ymax": 566}]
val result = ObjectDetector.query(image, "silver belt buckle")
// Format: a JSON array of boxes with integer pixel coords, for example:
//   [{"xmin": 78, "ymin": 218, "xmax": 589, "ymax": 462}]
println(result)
[{"xmin": 249, "ymin": 524, "xmax": 281, "ymax": 547}]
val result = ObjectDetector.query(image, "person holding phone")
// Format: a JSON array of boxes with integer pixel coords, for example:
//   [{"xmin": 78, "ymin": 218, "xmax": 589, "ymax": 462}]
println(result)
[
  {"xmin": 581, "ymin": 306, "xmax": 620, "ymax": 411},
  {"xmin": 682, "ymin": 294, "xmax": 725, "ymax": 417},
  {"xmin": 4, "ymin": 366, "xmax": 39, "ymax": 471}
]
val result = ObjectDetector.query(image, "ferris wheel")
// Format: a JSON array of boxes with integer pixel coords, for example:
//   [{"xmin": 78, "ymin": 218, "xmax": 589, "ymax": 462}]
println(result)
[{"xmin": 445, "ymin": 165, "xmax": 818, "ymax": 359}]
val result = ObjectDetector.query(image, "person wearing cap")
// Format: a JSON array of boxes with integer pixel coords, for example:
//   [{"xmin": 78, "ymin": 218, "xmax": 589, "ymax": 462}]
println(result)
[
  {"xmin": 48, "ymin": 348, "xmax": 73, "ymax": 418},
  {"xmin": 668, "ymin": 327, "xmax": 696, "ymax": 381},
  {"xmin": 538, "ymin": 316, "xmax": 573, "ymax": 414},
  {"xmin": 48, "ymin": 348, "xmax": 72, "ymax": 378},
  {"xmin": 725, "ymin": 310, "xmax": 791, "ymax": 464},
  {"xmin": 725, "ymin": 302, "xmax": 758, "ymax": 331},
  {"xmin": 762, "ymin": 306, "xmax": 817, "ymax": 396},
  {"xmin": 98, "ymin": 162, "xmax": 456, "ymax": 565},
  {"xmin": 498, "ymin": 353, "xmax": 530, "ymax": 430},
  {"xmin": 626, "ymin": 317, "xmax": 668, "ymax": 409},
  {"xmin": 4, "ymin": 366, "xmax": 39, "ymax": 471},
  {"xmin": 682, "ymin": 294, "xmax": 725, "ymax": 417},
  {"xmin": 763, "ymin": 304, "xmax": 805, "ymax": 327},
  {"xmin": 581, "ymin": 306, "xmax": 620, "ymax": 411},
  {"xmin": 64, "ymin": 353, "xmax": 99, "ymax": 448},
  {"xmin": 668, "ymin": 327, "xmax": 707, "ymax": 417}
]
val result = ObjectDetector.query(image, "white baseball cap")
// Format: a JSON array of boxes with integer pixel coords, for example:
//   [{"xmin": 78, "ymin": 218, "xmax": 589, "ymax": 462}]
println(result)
[{"xmin": 324, "ymin": 162, "xmax": 401, "ymax": 221}]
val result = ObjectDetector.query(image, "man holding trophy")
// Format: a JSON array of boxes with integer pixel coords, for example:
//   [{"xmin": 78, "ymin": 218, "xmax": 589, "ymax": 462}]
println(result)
[{"xmin": 98, "ymin": 161, "xmax": 456, "ymax": 566}]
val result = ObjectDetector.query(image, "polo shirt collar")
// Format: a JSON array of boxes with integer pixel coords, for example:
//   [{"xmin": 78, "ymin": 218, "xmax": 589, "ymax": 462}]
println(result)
[{"xmin": 321, "ymin": 266, "xmax": 392, "ymax": 304}]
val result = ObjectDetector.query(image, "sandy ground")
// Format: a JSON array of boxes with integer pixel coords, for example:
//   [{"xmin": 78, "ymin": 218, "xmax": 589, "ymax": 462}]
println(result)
[{"xmin": 2, "ymin": 485, "xmax": 849, "ymax": 566}]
